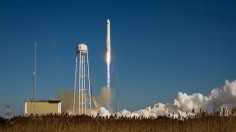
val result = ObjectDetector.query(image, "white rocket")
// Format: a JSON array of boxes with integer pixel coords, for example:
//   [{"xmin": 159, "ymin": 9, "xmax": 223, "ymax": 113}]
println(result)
[{"xmin": 106, "ymin": 19, "xmax": 111, "ymax": 54}]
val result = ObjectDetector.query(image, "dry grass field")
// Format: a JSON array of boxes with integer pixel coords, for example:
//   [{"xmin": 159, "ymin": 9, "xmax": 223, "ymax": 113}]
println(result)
[{"xmin": 1, "ymin": 109, "xmax": 236, "ymax": 132}]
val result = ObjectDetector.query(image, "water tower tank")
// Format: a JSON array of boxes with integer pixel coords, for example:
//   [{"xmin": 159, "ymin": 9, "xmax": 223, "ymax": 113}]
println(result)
[{"xmin": 77, "ymin": 43, "xmax": 88, "ymax": 54}]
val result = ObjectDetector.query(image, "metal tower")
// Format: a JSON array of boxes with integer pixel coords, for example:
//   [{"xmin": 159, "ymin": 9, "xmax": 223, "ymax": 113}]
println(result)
[{"xmin": 73, "ymin": 43, "xmax": 91, "ymax": 115}]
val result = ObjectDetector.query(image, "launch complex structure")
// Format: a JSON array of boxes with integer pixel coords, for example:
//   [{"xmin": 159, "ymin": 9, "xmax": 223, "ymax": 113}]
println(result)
[
  {"xmin": 24, "ymin": 19, "xmax": 115, "ymax": 116},
  {"xmin": 72, "ymin": 19, "xmax": 112, "ymax": 115}
]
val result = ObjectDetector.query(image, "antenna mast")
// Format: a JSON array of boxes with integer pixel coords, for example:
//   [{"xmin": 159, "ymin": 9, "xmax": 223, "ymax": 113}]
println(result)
[{"xmin": 33, "ymin": 42, "xmax": 37, "ymax": 100}]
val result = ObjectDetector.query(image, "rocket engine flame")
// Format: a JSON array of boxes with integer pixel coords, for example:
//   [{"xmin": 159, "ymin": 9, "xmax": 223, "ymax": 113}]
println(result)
[{"xmin": 106, "ymin": 53, "xmax": 111, "ymax": 65}]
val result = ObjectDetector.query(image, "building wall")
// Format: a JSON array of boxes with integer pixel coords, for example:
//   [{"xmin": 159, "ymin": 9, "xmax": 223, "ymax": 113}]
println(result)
[{"xmin": 24, "ymin": 100, "xmax": 61, "ymax": 115}]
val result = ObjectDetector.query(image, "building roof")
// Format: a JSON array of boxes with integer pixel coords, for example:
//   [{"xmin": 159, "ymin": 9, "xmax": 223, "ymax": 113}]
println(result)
[{"xmin": 25, "ymin": 99, "xmax": 61, "ymax": 103}]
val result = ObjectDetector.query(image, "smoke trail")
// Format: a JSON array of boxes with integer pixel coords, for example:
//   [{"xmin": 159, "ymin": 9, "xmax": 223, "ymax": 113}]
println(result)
[{"xmin": 106, "ymin": 53, "xmax": 111, "ymax": 89}]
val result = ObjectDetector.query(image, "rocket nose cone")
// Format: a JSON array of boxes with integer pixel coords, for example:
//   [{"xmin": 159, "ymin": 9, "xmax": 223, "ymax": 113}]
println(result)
[{"xmin": 107, "ymin": 19, "xmax": 110, "ymax": 23}]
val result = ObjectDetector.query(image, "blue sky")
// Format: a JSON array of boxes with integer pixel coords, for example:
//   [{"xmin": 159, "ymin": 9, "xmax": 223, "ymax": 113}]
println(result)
[{"xmin": 0, "ymin": 0, "xmax": 236, "ymax": 116}]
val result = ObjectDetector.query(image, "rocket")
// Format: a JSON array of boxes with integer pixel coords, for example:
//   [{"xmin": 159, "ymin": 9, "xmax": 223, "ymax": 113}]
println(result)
[
  {"xmin": 106, "ymin": 19, "xmax": 111, "ymax": 89},
  {"xmin": 106, "ymin": 19, "xmax": 111, "ymax": 54}
]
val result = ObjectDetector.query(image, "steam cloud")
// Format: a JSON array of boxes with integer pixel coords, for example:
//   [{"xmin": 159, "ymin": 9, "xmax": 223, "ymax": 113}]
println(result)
[{"xmin": 95, "ymin": 80, "xmax": 236, "ymax": 118}]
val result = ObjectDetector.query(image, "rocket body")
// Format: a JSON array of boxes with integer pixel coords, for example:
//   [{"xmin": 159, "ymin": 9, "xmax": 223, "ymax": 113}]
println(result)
[{"xmin": 106, "ymin": 19, "xmax": 111, "ymax": 54}]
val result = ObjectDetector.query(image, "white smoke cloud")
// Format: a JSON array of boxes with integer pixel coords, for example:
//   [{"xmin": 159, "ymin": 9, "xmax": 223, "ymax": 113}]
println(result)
[{"xmin": 92, "ymin": 80, "xmax": 236, "ymax": 118}]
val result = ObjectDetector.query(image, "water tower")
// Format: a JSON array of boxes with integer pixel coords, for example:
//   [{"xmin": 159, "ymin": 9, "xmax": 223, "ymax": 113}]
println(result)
[{"xmin": 73, "ymin": 43, "xmax": 91, "ymax": 115}]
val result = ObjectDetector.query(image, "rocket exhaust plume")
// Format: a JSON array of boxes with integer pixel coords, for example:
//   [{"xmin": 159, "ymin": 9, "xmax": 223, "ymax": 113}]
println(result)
[{"xmin": 106, "ymin": 19, "xmax": 111, "ymax": 89}]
